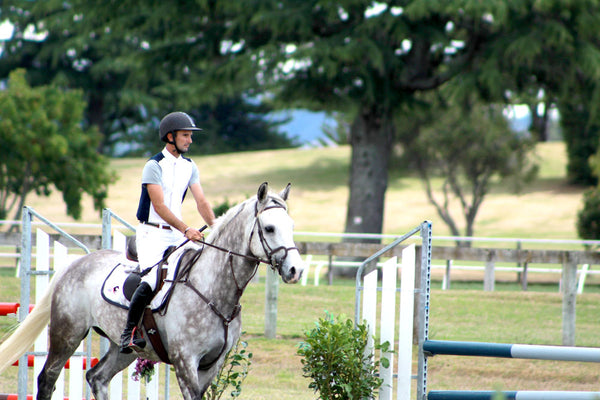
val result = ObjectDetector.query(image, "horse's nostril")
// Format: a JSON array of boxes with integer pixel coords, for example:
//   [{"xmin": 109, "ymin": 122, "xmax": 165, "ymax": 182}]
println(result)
[{"xmin": 290, "ymin": 267, "xmax": 296, "ymax": 277}]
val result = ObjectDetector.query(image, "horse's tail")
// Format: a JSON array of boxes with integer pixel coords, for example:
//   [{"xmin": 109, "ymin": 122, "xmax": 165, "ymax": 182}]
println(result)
[{"xmin": 0, "ymin": 271, "xmax": 59, "ymax": 373}]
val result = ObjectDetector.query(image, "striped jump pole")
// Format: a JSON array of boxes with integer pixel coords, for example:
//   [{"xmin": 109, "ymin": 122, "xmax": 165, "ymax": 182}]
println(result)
[
  {"xmin": 11, "ymin": 354, "xmax": 99, "ymax": 369},
  {"xmin": 0, "ymin": 395, "xmax": 89, "ymax": 400},
  {"xmin": 424, "ymin": 341, "xmax": 600, "ymax": 398},
  {"xmin": 423, "ymin": 340, "xmax": 600, "ymax": 362},
  {"xmin": 428, "ymin": 391, "xmax": 600, "ymax": 400},
  {"xmin": 0, "ymin": 303, "xmax": 34, "ymax": 315}
]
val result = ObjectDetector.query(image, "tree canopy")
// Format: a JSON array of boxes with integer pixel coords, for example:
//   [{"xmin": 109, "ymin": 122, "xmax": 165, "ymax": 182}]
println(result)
[
  {"xmin": 0, "ymin": 69, "xmax": 115, "ymax": 221},
  {"xmin": 4, "ymin": 0, "xmax": 600, "ymax": 237},
  {"xmin": 0, "ymin": 0, "xmax": 294, "ymax": 156}
]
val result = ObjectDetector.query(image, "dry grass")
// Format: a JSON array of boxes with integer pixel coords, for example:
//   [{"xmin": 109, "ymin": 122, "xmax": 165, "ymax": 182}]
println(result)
[{"xmin": 18, "ymin": 141, "xmax": 584, "ymax": 239}]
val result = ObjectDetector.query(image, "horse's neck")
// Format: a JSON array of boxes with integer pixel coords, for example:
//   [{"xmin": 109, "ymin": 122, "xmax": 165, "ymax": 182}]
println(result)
[
  {"xmin": 210, "ymin": 202, "xmax": 254, "ymax": 261},
  {"xmin": 192, "ymin": 204, "xmax": 256, "ymax": 304}
]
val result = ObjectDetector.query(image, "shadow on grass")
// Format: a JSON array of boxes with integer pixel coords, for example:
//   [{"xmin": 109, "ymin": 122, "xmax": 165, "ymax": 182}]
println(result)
[
  {"xmin": 230, "ymin": 157, "xmax": 350, "ymax": 191},
  {"xmin": 488, "ymin": 177, "xmax": 586, "ymax": 196}
]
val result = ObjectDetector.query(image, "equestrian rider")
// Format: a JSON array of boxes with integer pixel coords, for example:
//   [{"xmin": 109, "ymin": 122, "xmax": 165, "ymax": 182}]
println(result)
[{"xmin": 120, "ymin": 111, "xmax": 216, "ymax": 353}]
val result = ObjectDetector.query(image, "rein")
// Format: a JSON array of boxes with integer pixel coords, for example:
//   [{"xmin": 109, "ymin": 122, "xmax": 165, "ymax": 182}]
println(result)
[{"xmin": 174, "ymin": 196, "xmax": 297, "ymax": 369}]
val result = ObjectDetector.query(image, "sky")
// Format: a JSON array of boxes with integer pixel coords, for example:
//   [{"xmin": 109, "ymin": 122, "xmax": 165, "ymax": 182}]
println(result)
[{"xmin": 0, "ymin": 19, "xmax": 13, "ymax": 40}]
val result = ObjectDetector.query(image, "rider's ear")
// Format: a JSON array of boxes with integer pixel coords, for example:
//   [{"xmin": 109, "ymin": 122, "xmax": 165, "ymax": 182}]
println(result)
[
  {"xmin": 280, "ymin": 183, "xmax": 291, "ymax": 201},
  {"xmin": 257, "ymin": 182, "xmax": 269, "ymax": 203}
]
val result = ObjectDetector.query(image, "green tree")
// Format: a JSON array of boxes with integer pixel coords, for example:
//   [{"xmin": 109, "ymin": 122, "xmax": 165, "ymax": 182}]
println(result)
[
  {"xmin": 228, "ymin": 0, "xmax": 498, "ymax": 238},
  {"xmin": 0, "ymin": 69, "xmax": 115, "ymax": 223},
  {"xmin": 0, "ymin": 1, "xmax": 294, "ymax": 156},
  {"xmin": 0, "ymin": 2, "xmax": 143, "ymax": 154},
  {"xmin": 576, "ymin": 145, "xmax": 600, "ymax": 242},
  {"xmin": 558, "ymin": 81, "xmax": 600, "ymax": 186},
  {"xmin": 124, "ymin": 97, "xmax": 296, "ymax": 157},
  {"xmin": 402, "ymin": 94, "xmax": 538, "ymax": 243},
  {"xmin": 474, "ymin": 0, "xmax": 600, "ymax": 185}
]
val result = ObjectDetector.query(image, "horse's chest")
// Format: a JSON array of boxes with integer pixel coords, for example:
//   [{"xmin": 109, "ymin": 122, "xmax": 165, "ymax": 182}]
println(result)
[{"xmin": 167, "ymin": 306, "xmax": 240, "ymax": 344}]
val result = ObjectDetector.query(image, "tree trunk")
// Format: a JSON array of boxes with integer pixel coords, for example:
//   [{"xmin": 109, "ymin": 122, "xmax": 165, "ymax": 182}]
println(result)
[
  {"xmin": 345, "ymin": 108, "xmax": 394, "ymax": 237},
  {"xmin": 335, "ymin": 108, "xmax": 394, "ymax": 278},
  {"xmin": 529, "ymin": 102, "xmax": 550, "ymax": 142}
]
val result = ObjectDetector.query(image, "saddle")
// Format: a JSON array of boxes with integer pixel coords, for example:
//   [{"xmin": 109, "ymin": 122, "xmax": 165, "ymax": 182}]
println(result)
[{"xmin": 102, "ymin": 237, "xmax": 204, "ymax": 364}]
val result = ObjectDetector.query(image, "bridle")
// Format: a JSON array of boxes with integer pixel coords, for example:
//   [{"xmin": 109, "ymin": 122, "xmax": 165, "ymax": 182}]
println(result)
[
  {"xmin": 173, "ymin": 196, "xmax": 300, "ymax": 368},
  {"xmin": 248, "ymin": 198, "xmax": 300, "ymax": 273},
  {"xmin": 191, "ymin": 197, "xmax": 299, "ymax": 274}
]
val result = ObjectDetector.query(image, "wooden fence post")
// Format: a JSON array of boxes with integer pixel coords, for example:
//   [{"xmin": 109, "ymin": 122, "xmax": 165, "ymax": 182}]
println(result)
[
  {"xmin": 265, "ymin": 267, "xmax": 279, "ymax": 339},
  {"xmin": 562, "ymin": 253, "xmax": 577, "ymax": 346},
  {"xmin": 484, "ymin": 251, "xmax": 495, "ymax": 292}
]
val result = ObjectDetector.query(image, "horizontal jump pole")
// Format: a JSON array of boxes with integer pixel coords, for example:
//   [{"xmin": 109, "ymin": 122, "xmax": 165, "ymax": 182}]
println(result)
[
  {"xmin": 428, "ymin": 391, "xmax": 600, "ymax": 400},
  {"xmin": 0, "ymin": 395, "xmax": 88, "ymax": 400},
  {"xmin": 11, "ymin": 354, "xmax": 98, "ymax": 369},
  {"xmin": 423, "ymin": 340, "xmax": 600, "ymax": 362},
  {"xmin": 0, "ymin": 303, "xmax": 34, "ymax": 315}
]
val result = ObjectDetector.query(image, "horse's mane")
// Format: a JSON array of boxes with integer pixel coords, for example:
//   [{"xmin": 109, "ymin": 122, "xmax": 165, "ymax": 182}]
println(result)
[{"xmin": 206, "ymin": 191, "xmax": 287, "ymax": 242}]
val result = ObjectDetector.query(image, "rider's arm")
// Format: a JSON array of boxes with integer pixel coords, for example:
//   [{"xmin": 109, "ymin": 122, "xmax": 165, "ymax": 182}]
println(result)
[
  {"xmin": 146, "ymin": 183, "xmax": 209, "ymax": 242},
  {"xmin": 189, "ymin": 182, "xmax": 216, "ymax": 228},
  {"xmin": 146, "ymin": 184, "xmax": 186, "ymax": 231}
]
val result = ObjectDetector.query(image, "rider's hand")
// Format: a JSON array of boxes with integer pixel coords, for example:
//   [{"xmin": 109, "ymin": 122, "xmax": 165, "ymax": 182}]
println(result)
[{"xmin": 184, "ymin": 227, "xmax": 205, "ymax": 242}]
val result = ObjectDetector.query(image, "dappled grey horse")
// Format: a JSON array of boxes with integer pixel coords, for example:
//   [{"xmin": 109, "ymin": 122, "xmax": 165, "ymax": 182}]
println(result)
[{"xmin": 0, "ymin": 182, "xmax": 304, "ymax": 400}]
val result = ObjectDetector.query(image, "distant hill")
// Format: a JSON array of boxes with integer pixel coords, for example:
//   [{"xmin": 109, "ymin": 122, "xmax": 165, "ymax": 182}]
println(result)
[
  {"xmin": 268, "ymin": 110, "xmax": 336, "ymax": 145},
  {"xmin": 273, "ymin": 107, "xmax": 538, "ymax": 145}
]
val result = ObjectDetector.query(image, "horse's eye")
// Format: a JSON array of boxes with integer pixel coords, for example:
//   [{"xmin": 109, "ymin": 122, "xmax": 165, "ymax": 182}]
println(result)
[{"xmin": 264, "ymin": 225, "xmax": 275, "ymax": 233}]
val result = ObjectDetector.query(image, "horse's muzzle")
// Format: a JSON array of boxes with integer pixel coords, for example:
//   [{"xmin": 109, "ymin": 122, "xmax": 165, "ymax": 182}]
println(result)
[{"xmin": 281, "ymin": 265, "xmax": 303, "ymax": 284}]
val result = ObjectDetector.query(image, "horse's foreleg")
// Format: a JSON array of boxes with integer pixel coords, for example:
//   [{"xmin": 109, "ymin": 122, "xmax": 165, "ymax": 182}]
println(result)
[
  {"xmin": 86, "ymin": 341, "xmax": 137, "ymax": 400},
  {"xmin": 172, "ymin": 355, "xmax": 223, "ymax": 400}
]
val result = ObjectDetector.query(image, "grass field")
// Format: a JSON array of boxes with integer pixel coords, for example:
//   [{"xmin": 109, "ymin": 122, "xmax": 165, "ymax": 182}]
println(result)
[{"xmin": 2, "ymin": 141, "xmax": 600, "ymax": 398}]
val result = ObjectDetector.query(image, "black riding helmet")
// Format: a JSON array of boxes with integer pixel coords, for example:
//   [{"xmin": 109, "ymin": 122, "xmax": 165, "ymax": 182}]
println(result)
[{"xmin": 159, "ymin": 111, "xmax": 202, "ymax": 143}]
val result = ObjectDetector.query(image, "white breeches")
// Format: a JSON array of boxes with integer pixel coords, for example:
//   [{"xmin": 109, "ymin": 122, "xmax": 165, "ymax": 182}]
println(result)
[{"xmin": 136, "ymin": 223, "xmax": 185, "ymax": 290}]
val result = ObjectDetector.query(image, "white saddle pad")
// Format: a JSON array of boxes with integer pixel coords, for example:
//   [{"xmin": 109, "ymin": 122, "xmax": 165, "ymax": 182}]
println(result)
[{"xmin": 101, "ymin": 244, "xmax": 197, "ymax": 310}]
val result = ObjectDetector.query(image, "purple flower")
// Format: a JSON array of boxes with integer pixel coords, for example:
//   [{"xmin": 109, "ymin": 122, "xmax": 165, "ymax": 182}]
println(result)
[{"xmin": 132, "ymin": 358, "xmax": 158, "ymax": 382}]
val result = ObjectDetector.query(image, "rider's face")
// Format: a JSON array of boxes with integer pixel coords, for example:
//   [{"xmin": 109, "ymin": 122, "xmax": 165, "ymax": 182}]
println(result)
[{"xmin": 172, "ymin": 130, "xmax": 194, "ymax": 154}]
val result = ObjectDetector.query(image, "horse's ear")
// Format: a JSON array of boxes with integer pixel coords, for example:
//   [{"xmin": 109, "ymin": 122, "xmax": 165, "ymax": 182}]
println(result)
[
  {"xmin": 280, "ymin": 183, "xmax": 291, "ymax": 201},
  {"xmin": 257, "ymin": 182, "xmax": 269, "ymax": 203}
]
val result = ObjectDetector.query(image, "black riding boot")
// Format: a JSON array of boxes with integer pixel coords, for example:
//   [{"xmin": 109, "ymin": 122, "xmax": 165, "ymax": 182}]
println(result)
[{"xmin": 119, "ymin": 282, "xmax": 153, "ymax": 353}]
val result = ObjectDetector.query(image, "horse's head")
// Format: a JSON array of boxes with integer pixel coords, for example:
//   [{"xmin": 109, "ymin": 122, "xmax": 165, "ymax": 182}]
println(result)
[{"xmin": 249, "ymin": 182, "xmax": 304, "ymax": 284}]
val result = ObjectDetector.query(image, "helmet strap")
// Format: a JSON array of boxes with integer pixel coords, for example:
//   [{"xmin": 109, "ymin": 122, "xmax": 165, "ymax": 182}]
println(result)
[
  {"xmin": 166, "ymin": 131, "xmax": 176, "ymax": 144},
  {"xmin": 168, "ymin": 131, "xmax": 187, "ymax": 155}
]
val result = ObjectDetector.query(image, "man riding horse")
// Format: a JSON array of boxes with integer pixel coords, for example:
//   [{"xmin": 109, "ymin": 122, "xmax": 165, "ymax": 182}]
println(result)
[{"xmin": 120, "ymin": 111, "xmax": 216, "ymax": 353}]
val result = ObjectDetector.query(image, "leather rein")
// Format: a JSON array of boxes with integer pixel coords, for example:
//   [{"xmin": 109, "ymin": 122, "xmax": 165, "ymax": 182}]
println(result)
[{"xmin": 178, "ymin": 197, "xmax": 299, "ymax": 368}]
